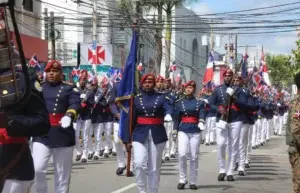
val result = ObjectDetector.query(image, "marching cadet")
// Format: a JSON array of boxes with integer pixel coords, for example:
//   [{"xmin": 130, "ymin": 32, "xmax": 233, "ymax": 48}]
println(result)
[
  {"xmin": 286, "ymin": 72, "xmax": 300, "ymax": 193},
  {"xmin": 76, "ymin": 76, "xmax": 95, "ymax": 163},
  {"xmin": 234, "ymin": 76, "xmax": 259, "ymax": 175},
  {"xmin": 110, "ymin": 76, "xmax": 134, "ymax": 176},
  {"xmin": 173, "ymin": 80, "xmax": 206, "ymax": 190},
  {"xmin": 209, "ymin": 69, "xmax": 248, "ymax": 182},
  {"xmin": 32, "ymin": 60, "xmax": 81, "ymax": 193},
  {"xmin": 276, "ymin": 91, "xmax": 285, "ymax": 136},
  {"xmin": 155, "ymin": 76, "xmax": 165, "ymax": 93},
  {"xmin": 0, "ymin": 67, "xmax": 51, "ymax": 192},
  {"xmin": 162, "ymin": 78, "xmax": 176, "ymax": 161},
  {"xmin": 91, "ymin": 79, "xmax": 114, "ymax": 159},
  {"xmin": 122, "ymin": 74, "xmax": 173, "ymax": 193},
  {"xmin": 203, "ymin": 88, "xmax": 217, "ymax": 145},
  {"xmin": 260, "ymin": 93, "xmax": 272, "ymax": 144}
]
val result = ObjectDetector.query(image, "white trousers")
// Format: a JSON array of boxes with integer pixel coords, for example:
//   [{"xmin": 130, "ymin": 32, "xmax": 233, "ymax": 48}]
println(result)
[
  {"xmin": 178, "ymin": 131, "xmax": 201, "ymax": 184},
  {"xmin": 133, "ymin": 131, "xmax": 165, "ymax": 193},
  {"xmin": 163, "ymin": 121, "xmax": 174, "ymax": 158},
  {"xmin": 204, "ymin": 117, "xmax": 216, "ymax": 143},
  {"xmin": 75, "ymin": 119, "xmax": 92, "ymax": 158},
  {"xmin": 32, "ymin": 142, "xmax": 74, "ymax": 193},
  {"xmin": 91, "ymin": 122, "xmax": 113, "ymax": 155},
  {"xmin": 2, "ymin": 180, "xmax": 32, "ymax": 193},
  {"xmin": 238, "ymin": 124, "xmax": 250, "ymax": 171},
  {"xmin": 255, "ymin": 119, "xmax": 262, "ymax": 146},
  {"xmin": 284, "ymin": 112, "xmax": 288, "ymax": 125},
  {"xmin": 278, "ymin": 116, "xmax": 284, "ymax": 135},
  {"xmin": 113, "ymin": 123, "xmax": 133, "ymax": 170},
  {"xmin": 246, "ymin": 125, "xmax": 253, "ymax": 164},
  {"xmin": 216, "ymin": 121, "xmax": 242, "ymax": 175}
]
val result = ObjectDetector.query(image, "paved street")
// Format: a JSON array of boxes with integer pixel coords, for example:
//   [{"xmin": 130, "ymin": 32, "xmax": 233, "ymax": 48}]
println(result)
[{"xmin": 30, "ymin": 134, "xmax": 292, "ymax": 193}]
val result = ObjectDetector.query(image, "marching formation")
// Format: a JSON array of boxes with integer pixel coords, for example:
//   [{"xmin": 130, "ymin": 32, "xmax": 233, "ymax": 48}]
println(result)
[{"xmin": 24, "ymin": 60, "xmax": 289, "ymax": 193}]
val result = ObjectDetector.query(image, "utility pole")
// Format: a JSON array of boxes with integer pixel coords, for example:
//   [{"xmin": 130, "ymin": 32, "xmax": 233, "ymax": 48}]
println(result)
[
  {"xmin": 43, "ymin": 8, "xmax": 48, "ymax": 41},
  {"xmin": 50, "ymin": 11, "xmax": 55, "ymax": 59},
  {"xmin": 92, "ymin": 0, "xmax": 97, "ymax": 44},
  {"xmin": 210, "ymin": 29, "xmax": 214, "ymax": 51},
  {"xmin": 235, "ymin": 34, "xmax": 238, "ymax": 65}
]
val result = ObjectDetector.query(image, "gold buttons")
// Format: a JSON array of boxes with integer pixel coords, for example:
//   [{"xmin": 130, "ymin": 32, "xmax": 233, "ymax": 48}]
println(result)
[
  {"xmin": 55, "ymin": 104, "xmax": 57, "ymax": 106},
  {"xmin": 2, "ymin": 90, "xmax": 8, "ymax": 95}
]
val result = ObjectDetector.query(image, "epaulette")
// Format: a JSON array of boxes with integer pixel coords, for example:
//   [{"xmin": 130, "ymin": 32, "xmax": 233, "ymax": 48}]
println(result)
[
  {"xmin": 175, "ymin": 96, "xmax": 185, "ymax": 103},
  {"xmin": 135, "ymin": 92, "xmax": 142, "ymax": 98},
  {"xmin": 62, "ymin": 81, "xmax": 75, "ymax": 86}
]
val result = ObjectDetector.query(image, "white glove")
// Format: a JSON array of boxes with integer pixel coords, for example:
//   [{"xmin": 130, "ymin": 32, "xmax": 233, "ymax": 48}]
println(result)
[
  {"xmin": 164, "ymin": 114, "xmax": 172, "ymax": 122},
  {"xmin": 60, "ymin": 116, "xmax": 72, "ymax": 128},
  {"xmin": 203, "ymin": 99, "xmax": 209, "ymax": 104},
  {"xmin": 226, "ymin": 87, "xmax": 235, "ymax": 96},
  {"xmin": 198, "ymin": 122, "xmax": 205, "ymax": 131},
  {"xmin": 94, "ymin": 96, "xmax": 99, "ymax": 102},
  {"xmin": 80, "ymin": 94, "xmax": 86, "ymax": 99},
  {"xmin": 277, "ymin": 103, "xmax": 281, "ymax": 107}
]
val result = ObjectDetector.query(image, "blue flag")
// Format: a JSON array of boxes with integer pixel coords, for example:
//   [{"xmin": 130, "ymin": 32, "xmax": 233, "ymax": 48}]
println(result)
[
  {"xmin": 116, "ymin": 31, "xmax": 137, "ymax": 143},
  {"xmin": 241, "ymin": 54, "xmax": 249, "ymax": 79}
]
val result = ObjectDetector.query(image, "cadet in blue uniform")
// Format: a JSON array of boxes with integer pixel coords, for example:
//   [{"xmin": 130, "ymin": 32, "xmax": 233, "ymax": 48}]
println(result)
[
  {"xmin": 173, "ymin": 80, "xmax": 206, "ymax": 190},
  {"xmin": 203, "ymin": 88, "xmax": 217, "ymax": 145},
  {"xmin": 209, "ymin": 69, "xmax": 248, "ymax": 182},
  {"xmin": 0, "ymin": 70, "xmax": 50, "ymax": 193},
  {"xmin": 32, "ymin": 60, "xmax": 81, "ymax": 193},
  {"xmin": 110, "ymin": 78, "xmax": 134, "ymax": 176},
  {"xmin": 122, "ymin": 74, "xmax": 173, "ymax": 193}
]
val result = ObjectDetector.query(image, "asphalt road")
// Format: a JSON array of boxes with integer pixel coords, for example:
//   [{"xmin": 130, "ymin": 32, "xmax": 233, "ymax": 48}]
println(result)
[{"xmin": 30, "ymin": 134, "xmax": 292, "ymax": 193}]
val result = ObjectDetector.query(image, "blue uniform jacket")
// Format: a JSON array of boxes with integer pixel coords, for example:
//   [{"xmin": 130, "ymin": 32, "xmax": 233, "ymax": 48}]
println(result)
[
  {"xmin": 110, "ymin": 82, "xmax": 121, "ymax": 123},
  {"xmin": 1, "ymin": 70, "xmax": 50, "ymax": 181},
  {"xmin": 203, "ymin": 95, "xmax": 216, "ymax": 118},
  {"xmin": 33, "ymin": 81, "xmax": 81, "ymax": 148},
  {"xmin": 240, "ymin": 88, "xmax": 260, "ymax": 125},
  {"xmin": 209, "ymin": 84, "xmax": 247, "ymax": 123},
  {"xmin": 260, "ymin": 100, "xmax": 273, "ymax": 120},
  {"xmin": 174, "ymin": 95, "xmax": 206, "ymax": 133},
  {"xmin": 92, "ymin": 88, "xmax": 114, "ymax": 123},
  {"xmin": 122, "ymin": 90, "xmax": 173, "ymax": 145},
  {"xmin": 78, "ymin": 88, "xmax": 95, "ymax": 120}
]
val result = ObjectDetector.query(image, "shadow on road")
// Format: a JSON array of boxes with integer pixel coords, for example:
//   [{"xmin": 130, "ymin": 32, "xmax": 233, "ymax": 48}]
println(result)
[{"xmin": 196, "ymin": 184, "xmax": 234, "ymax": 190}]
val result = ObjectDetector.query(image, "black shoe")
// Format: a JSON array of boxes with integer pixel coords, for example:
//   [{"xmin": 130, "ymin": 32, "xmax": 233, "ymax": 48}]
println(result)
[
  {"xmin": 252, "ymin": 146, "xmax": 256, "ymax": 149},
  {"xmin": 93, "ymin": 155, "xmax": 100, "ymax": 160},
  {"xmin": 227, "ymin": 175, "xmax": 235, "ymax": 181},
  {"xmin": 104, "ymin": 153, "xmax": 109, "ymax": 158},
  {"xmin": 201, "ymin": 140, "xmax": 205, "ymax": 144},
  {"xmin": 162, "ymin": 159, "xmax": 165, "ymax": 163},
  {"xmin": 238, "ymin": 171, "xmax": 245, "ymax": 176},
  {"xmin": 81, "ymin": 158, "xmax": 87, "ymax": 163},
  {"xmin": 205, "ymin": 143, "xmax": 210, "ymax": 146},
  {"xmin": 112, "ymin": 152, "xmax": 117, "ymax": 156},
  {"xmin": 189, "ymin": 185, "xmax": 197, "ymax": 190},
  {"xmin": 218, "ymin": 173, "xmax": 226, "ymax": 181},
  {"xmin": 75, "ymin": 154, "xmax": 82, "ymax": 162},
  {"xmin": 165, "ymin": 157, "xmax": 170, "ymax": 161},
  {"xmin": 260, "ymin": 142, "xmax": 264, "ymax": 146},
  {"xmin": 116, "ymin": 167, "xmax": 126, "ymax": 176},
  {"xmin": 245, "ymin": 163, "xmax": 250, "ymax": 169},
  {"xmin": 99, "ymin": 150, "xmax": 104, "ymax": 156},
  {"xmin": 88, "ymin": 153, "xmax": 93, "ymax": 160},
  {"xmin": 170, "ymin": 154, "xmax": 176, "ymax": 158},
  {"xmin": 234, "ymin": 163, "xmax": 239, "ymax": 171},
  {"xmin": 109, "ymin": 149, "xmax": 112, "ymax": 155},
  {"xmin": 127, "ymin": 171, "xmax": 134, "ymax": 177},
  {"xmin": 177, "ymin": 182, "xmax": 187, "ymax": 190},
  {"xmin": 210, "ymin": 142, "xmax": 214, "ymax": 145}
]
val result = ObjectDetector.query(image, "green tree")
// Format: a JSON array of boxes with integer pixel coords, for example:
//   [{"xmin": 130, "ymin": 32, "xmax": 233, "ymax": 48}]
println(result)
[
  {"xmin": 291, "ymin": 39, "xmax": 300, "ymax": 76},
  {"xmin": 266, "ymin": 54, "xmax": 292, "ymax": 87}
]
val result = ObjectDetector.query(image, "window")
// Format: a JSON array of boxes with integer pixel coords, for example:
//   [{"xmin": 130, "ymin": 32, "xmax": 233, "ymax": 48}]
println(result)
[{"xmin": 23, "ymin": 0, "xmax": 33, "ymax": 12}]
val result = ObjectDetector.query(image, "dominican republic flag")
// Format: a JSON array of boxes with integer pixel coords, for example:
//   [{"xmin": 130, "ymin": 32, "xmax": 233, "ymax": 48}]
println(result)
[
  {"xmin": 202, "ymin": 50, "xmax": 214, "ymax": 84},
  {"xmin": 29, "ymin": 54, "xmax": 40, "ymax": 69},
  {"xmin": 260, "ymin": 50, "xmax": 271, "ymax": 86}
]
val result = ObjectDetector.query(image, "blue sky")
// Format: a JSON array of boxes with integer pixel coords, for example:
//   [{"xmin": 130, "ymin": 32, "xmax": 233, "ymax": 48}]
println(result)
[{"xmin": 190, "ymin": 0, "xmax": 299, "ymax": 57}]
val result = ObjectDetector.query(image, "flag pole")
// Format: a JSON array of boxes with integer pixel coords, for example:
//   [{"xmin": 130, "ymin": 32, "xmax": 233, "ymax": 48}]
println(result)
[{"xmin": 126, "ymin": 0, "xmax": 140, "ymax": 177}]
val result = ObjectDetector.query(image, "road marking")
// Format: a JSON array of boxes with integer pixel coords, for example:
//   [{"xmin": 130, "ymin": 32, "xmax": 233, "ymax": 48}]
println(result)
[
  {"xmin": 111, "ymin": 183, "xmax": 137, "ymax": 193},
  {"xmin": 212, "ymin": 149, "xmax": 217, "ymax": 152}
]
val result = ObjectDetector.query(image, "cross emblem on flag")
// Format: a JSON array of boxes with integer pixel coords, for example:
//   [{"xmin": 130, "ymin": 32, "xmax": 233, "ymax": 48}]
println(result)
[
  {"xmin": 294, "ymin": 111, "xmax": 300, "ymax": 118},
  {"xmin": 88, "ymin": 44, "xmax": 106, "ymax": 65}
]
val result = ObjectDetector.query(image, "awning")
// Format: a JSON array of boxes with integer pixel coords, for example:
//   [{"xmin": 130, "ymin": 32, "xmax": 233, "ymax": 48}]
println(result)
[{"xmin": 10, "ymin": 32, "xmax": 48, "ymax": 63}]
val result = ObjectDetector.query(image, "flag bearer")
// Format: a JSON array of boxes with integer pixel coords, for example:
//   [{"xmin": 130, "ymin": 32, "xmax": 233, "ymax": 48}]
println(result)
[
  {"xmin": 32, "ymin": 60, "xmax": 81, "ymax": 193},
  {"xmin": 173, "ymin": 80, "xmax": 206, "ymax": 190},
  {"xmin": 123, "ymin": 74, "xmax": 173, "ymax": 193},
  {"xmin": 110, "ymin": 77, "xmax": 134, "ymax": 176}
]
